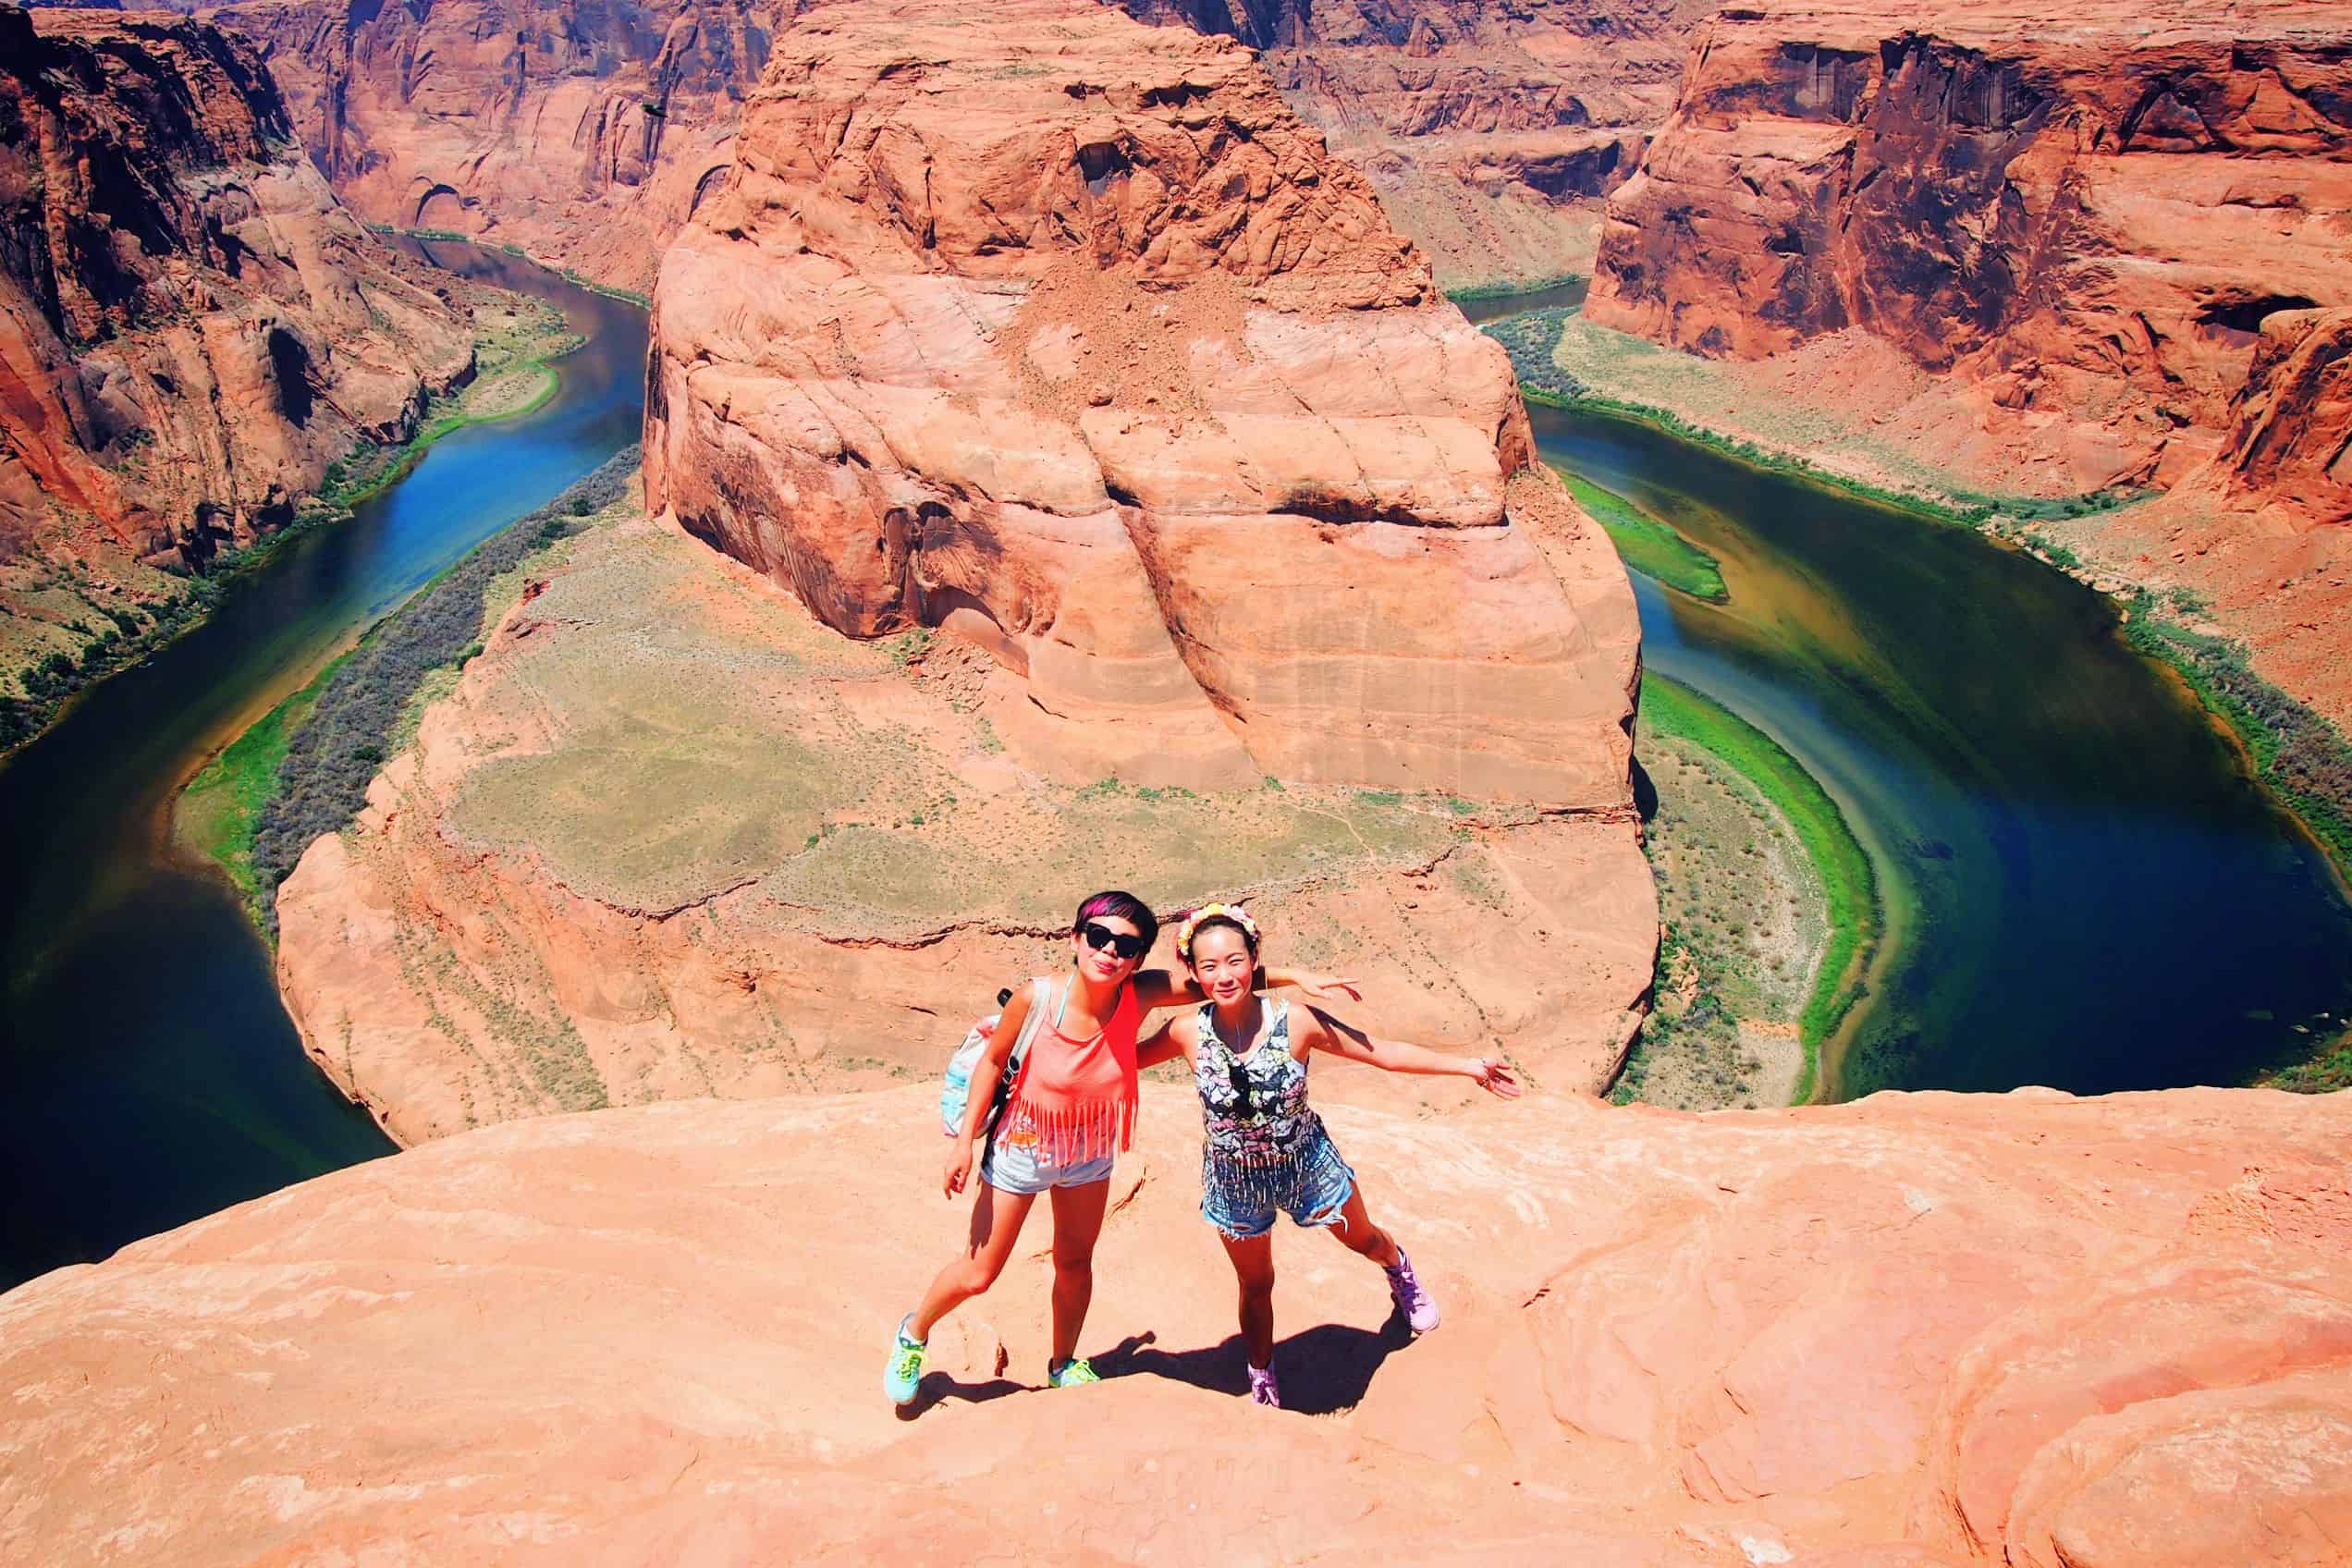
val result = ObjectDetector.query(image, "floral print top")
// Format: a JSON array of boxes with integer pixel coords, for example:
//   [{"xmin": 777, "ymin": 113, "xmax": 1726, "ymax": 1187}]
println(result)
[{"xmin": 1194, "ymin": 998, "xmax": 1320, "ymax": 1170}]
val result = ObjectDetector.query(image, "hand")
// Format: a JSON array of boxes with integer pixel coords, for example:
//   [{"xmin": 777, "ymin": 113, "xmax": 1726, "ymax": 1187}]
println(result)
[
  {"xmin": 1469, "ymin": 1058, "xmax": 1522, "ymax": 1099},
  {"xmin": 944, "ymin": 1139, "xmax": 976, "ymax": 1198},
  {"xmin": 1297, "ymin": 973, "xmax": 1364, "ymax": 1003}
]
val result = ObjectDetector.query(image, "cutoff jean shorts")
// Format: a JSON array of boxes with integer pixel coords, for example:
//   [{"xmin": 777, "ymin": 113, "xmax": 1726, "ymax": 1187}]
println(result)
[
  {"xmin": 1201, "ymin": 1125, "xmax": 1358, "ymax": 1241},
  {"xmin": 981, "ymin": 1132, "xmax": 1115, "ymax": 1195}
]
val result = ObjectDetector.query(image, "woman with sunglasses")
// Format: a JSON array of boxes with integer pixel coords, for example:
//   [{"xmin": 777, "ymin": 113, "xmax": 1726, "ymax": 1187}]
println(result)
[
  {"xmin": 1134, "ymin": 902, "xmax": 1520, "ymax": 1408},
  {"xmin": 885, "ymin": 890, "xmax": 1358, "ymax": 1404}
]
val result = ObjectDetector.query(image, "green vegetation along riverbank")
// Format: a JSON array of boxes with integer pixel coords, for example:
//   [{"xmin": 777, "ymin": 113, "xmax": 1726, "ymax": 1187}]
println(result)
[
  {"xmin": 178, "ymin": 449, "xmax": 639, "ymax": 934},
  {"xmin": 0, "ymin": 292, "xmax": 582, "ymax": 761},
  {"xmin": 1556, "ymin": 468, "xmax": 1725, "ymax": 601},
  {"xmin": 1623, "ymin": 675, "xmax": 1882, "ymax": 1108}
]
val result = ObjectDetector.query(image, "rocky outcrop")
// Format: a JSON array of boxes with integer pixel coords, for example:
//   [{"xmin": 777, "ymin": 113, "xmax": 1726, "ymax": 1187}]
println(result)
[
  {"xmin": 188, "ymin": 0, "xmax": 798, "ymax": 295},
  {"xmin": 644, "ymin": 0, "xmax": 1641, "ymax": 803},
  {"xmin": 1586, "ymin": 0, "xmax": 2352, "ymax": 494},
  {"xmin": 0, "ymin": 8, "xmax": 471, "ymax": 632},
  {"xmin": 1123, "ymin": 0, "xmax": 1715, "ymax": 289},
  {"xmin": 273, "ymin": 499, "xmax": 1655, "ymax": 1145},
  {"xmin": 6, "ymin": 1083, "xmax": 2349, "ymax": 1563}
]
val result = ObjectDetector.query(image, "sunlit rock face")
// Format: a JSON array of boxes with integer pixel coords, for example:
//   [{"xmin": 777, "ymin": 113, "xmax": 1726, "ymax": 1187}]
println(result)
[
  {"xmin": 1586, "ymin": 0, "xmax": 2352, "ymax": 494},
  {"xmin": 5, "ymin": 1084, "xmax": 2349, "ymax": 1565},
  {"xmin": 642, "ymin": 0, "xmax": 1641, "ymax": 803}
]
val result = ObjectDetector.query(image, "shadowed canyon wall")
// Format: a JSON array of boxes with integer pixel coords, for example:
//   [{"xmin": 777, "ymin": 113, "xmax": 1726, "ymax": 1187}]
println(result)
[
  {"xmin": 183, "ymin": 0, "xmax": 798, "ymax": 295},
  {"xmin": 1121, "ymin": 0, "xmax": 1718, "ymax": 288},
  {"xmin": 0, "ymin": 7, "xmax": 472, "ymax": 678}
]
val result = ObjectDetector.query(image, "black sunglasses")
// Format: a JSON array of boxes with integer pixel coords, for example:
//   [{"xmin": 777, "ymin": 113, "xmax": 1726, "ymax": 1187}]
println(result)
[{"xmin": 1079, "ymin": 920, "xmax": 1148, "ymax": 961}]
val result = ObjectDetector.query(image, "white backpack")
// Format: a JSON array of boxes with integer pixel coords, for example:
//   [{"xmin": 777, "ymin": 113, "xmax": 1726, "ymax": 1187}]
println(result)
[{"xmin": 938, "ymin": 977, "xmax": 1063, "ymax": 1138}]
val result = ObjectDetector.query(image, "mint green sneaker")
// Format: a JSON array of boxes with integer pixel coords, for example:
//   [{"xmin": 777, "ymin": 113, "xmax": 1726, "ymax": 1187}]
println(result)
[
  {"xmin": 884, "ymin": 1314, "xmax": 926, "ymax": 1405},
  {"xmin": 1047, "ymin": 1356, "xmax": 1101, "ymax": 1389}
]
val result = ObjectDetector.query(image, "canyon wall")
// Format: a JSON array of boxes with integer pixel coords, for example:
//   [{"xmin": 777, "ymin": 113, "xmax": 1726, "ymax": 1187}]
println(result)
[
  {"xmin": 0, "ymin": 7, "xmax": 472, "ymax": 683},
  {"xmin": 6, "ymin": 1083, "xmax": 2350, "ymax": 1563},
  {"xmin": 1586, "ymin": 0, "xmax": 2352, "ymax": 494},
  {"xmin": 643, "ymin": 0, "xmax": 1641, "ymax": 802},
  {"xmin": 1122, "ymin": 0, "xmax": 1716, "ymax": 288},
  {"xmin": 187, "ymin": 0, "xmax": 793, "ymax": 296}
]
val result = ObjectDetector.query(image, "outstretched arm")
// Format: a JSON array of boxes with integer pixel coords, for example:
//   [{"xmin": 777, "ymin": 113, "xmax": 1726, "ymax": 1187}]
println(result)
[
  {"xmin": 1130, "ymin": 964, "xmax": 1365, "ymax": 1014},
  {"xmin": 1298, "ymin": 1006, "xmax": 1521, "ymax": 1098}
]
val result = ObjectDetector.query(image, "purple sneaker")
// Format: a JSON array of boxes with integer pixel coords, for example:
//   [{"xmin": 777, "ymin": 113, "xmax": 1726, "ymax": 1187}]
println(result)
[
  {"xmin": 1247, "ymin": 1363, "xmax": 1281, "ymax": 1407},
  {"xmin": 1386, "ymin": 1247, "xmax": 1440, "ymax": 1334}
]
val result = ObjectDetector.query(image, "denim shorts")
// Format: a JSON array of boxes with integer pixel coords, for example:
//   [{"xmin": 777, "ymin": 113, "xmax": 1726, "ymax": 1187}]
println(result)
[
  {"xmin": 981, "ymin": 1133, "xmax": 1115, "ymax": 1195},
  {"xmin": 1201, "ymin": 1126, "xmax": 1357, "ymax": 1242}
]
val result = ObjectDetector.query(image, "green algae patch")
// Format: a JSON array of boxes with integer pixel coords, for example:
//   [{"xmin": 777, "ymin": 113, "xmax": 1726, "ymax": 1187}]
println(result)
[
  {"xmin": 1557, "ymin": 468, "xmax": 1726, "ymax": 602},
  {"xmin": 1636, "ymin": 674, "xmax": 1881, "ymax": 1104}
]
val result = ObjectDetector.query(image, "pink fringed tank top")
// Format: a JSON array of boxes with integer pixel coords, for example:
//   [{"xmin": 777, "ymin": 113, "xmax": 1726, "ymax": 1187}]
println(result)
[{"xmin": 994, "ymin": 979, "xmax": 1141, "ymax": 1164}]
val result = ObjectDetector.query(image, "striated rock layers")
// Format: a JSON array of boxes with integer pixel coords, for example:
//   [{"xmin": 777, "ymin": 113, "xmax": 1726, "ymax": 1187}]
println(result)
[
  {"xmin": 1122, "ymin": 0, "xmax": 1717, "ymax": 289},
  {"xmin": 6, "ymin": 1083, "xmax": 2352, "ymax": 1564},
  {"xmin": 643, "ymin": 0, "xmax": 1642, "ymax": 804},
  {"xmin": 190, "ymin": 0, "xmax": 800, "ymax": 295},
  {"xmin": 1586, "ymin": 0, "xmax": 2352, "ymax": 494},
  {"xmin": 0, "ymin": 7, "xmax": 471, "ymax": 596}
]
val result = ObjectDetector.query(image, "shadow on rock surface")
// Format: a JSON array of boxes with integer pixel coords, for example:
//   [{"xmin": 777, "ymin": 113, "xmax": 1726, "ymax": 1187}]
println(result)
[{"xmin": 1096, "ymin": 1317, "xmax": 1413, "ymax": 1415}]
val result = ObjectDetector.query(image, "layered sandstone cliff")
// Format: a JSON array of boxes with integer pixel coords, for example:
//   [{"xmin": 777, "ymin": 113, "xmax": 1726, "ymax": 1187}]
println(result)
[
  {"xmin": 644, "ymin": 0, "xmax": 1641, "ymax": 803},
  {"xmin": 6, "ymin": 1083, "xmax": 2349, "ymax": 1563},
  {"xmin": 1123, "ymin": 0, "xmax": 1714, "ymax": 288},
  {"xmin": 188, "ymin": 0, "xmax": 797, "ymax": 295},
  {"xmin": 1586, "ymin": 0, "xmax": 2352, "ymax": 495},
  {"xmin": 0, "ymin": 7, "xmax": 472, "ymax": 687}
]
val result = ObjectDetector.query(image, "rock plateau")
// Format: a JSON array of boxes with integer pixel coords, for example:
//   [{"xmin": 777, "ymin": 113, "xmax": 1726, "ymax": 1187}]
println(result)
[
  {"xmin": 6, "ymin": 1083, "xmax": 2350, "ymax": 1564},
  {"xmin": 0, "ymin": 6, "xmax": 473, "ymax": 692}
]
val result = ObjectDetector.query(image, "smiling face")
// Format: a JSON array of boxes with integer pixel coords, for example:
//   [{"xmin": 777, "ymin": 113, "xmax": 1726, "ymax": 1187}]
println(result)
[
  {"xmin": 1072, "ymin": 913, "xmax": 1146, "ymax": 985},
  {"xmin": 1186, "ymin": 921, "xmax": 1256, "ymax": 1006}
]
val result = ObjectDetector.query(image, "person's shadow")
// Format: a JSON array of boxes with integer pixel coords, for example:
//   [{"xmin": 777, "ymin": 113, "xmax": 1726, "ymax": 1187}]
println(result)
[
  {"xmin": 1093, "ymin": 1311, "xmax": 1413, "ymax": 1415},
  {"xmin": 896, "ymin": 1368, "xmax": 1027, "ymax": 1421}
]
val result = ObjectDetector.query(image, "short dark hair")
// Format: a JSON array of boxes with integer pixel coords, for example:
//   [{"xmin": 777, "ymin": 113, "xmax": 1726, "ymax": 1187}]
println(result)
[{"xmin": 1074, "ymin": 889, "xmax": 1159, "ymax": 954}]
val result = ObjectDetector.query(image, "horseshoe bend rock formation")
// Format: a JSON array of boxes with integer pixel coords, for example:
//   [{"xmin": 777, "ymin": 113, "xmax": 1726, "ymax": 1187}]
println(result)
[
  {"xmin": 188, "ymin": 0, "xmax": 795, "ymax": 296},
  {"xmin": 6, "ymin": 1084, "xmax": 2351, "ymax": 1564},
  {"xmin": 643, "ymin": 0, "xmax": 1642, "ymax": 804},
  {"xmin": 0, "ymin": 6, "xmax": 472, "ymax": 679},
  {"xmin": 273, "ymin": 499, "xmax": 1655, "ymax": 1145},
  {"xmin": 1586, "ymin": 0, "xmax": 2352, "ymax": 495}
]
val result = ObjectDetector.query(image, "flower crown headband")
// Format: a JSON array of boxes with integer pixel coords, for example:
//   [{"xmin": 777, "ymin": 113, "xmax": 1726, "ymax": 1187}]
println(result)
[{"xmin": 1175, "ymin": 901, "xmax": 1259, "ymax": 962}]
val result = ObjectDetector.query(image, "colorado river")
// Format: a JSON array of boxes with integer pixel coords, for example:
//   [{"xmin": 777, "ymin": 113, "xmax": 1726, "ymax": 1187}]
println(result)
[
  {"xmin": 1468, "ymin": 283, "xmax": 2352, "ymax": 1100},
  {"xmin": 0, "ymin": 243, "xmax": 645, "ymax": 1290}
]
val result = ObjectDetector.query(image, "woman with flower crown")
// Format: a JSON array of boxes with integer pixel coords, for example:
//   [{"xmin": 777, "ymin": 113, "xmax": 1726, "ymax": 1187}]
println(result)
[
  {"xmin": 882, "ymin": 889, "xmax": 1362, "ymax": 1407},
  {"xmin": 1134, "ymin": 901, "xmax": 1521, "ymax": 1408}
]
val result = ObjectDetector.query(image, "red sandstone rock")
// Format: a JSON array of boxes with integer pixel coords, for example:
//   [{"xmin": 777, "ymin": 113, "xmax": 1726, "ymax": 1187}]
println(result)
[
  {"xmin": 1122, "ymin": 0, "xmax": 1714, "ymax": 288},
  {"xmin": 0, "ymin": 7, "xmax": 472, "ymax": 577},
  {"xmin": 1587, "ymin": 0, "xmax": 2352, "ymax": 494},
  {"xmin": 186, "ymin": 0, "xmax": 795, "ymax": 296},
  {"xmin": 3, "ymin": 1084, "xmax": 2347, "ymax": 1563},
  {"xmin": 643, "ymin": 0, "xmax": 1640, "ymax": 802}
]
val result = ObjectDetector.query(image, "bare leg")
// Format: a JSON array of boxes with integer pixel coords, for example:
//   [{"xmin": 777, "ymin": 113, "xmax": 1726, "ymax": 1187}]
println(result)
[
  {"xmin": 1219, "ymin": 1231, "xmax": 1277, "ymax": 1368},
  {"xmin": 1047, "ymin": 1178, "xmax": 1110, "ymax": 1367},
  {"xmin": 910, "ymin": 1180, "xmax": 1038, "ymax": 1341},
  {"xmin": 1324, "ymin": 1183, "xmax": 1402, "ymax": 1269}
]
